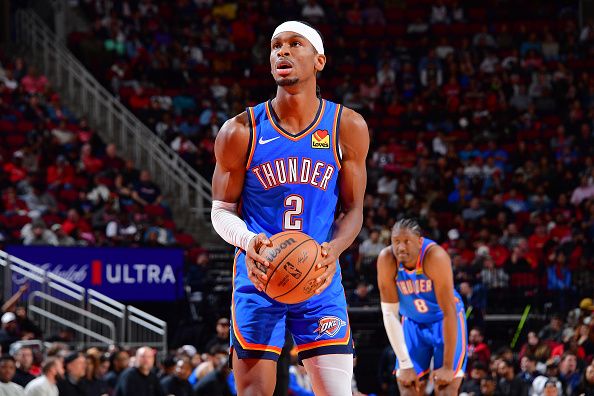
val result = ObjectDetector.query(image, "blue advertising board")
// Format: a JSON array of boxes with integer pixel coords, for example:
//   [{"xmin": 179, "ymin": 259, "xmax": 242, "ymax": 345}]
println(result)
[{"xmin": 6, "ymin": 246, "xmax": 185, "ymax": 301}]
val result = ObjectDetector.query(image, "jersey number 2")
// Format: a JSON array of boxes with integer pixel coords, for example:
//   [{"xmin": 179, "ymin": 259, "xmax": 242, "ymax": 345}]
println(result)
[{"xmin": 283, "ymin": 195, "xmax": 303, "ymax": 230}]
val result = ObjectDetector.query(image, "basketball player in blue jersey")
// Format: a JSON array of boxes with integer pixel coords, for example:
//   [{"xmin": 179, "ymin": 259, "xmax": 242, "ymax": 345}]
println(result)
[
  {"xmin": 378, "ymin": 219, "xmax": 467, "ymax": 396},
  {"xmin": 210, "ymin": 20, "xmax": 369, "ymax": 396}
]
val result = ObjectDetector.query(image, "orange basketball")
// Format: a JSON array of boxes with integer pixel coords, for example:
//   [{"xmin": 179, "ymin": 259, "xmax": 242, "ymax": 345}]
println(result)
[{"xmin": 259, "ymin": 231, "xmax": 324, "ymax": 304}]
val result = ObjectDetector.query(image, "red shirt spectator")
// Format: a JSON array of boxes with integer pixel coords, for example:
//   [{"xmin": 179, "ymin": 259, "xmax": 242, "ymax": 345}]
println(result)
[
  {"xmin": 80, "ymin": 143, "xmax": 104, "ymax": 175},
  {"xmin": 46, "ymin": 157, "xmax": 76, "ymax": 187},
  {"xmin": 467, "ymin": 328, "xmax": 491, "ymax": 365},
  {"xmin": 20, "ymin": 66, "xmax": 48, "ymax": 94},
  {"xmin": 61, "ymin": 209, "xmax": 92, "ymax": 236},
  {"xmin": 3, "ymin": 153, "xmax": 27, "ymax": 183}
]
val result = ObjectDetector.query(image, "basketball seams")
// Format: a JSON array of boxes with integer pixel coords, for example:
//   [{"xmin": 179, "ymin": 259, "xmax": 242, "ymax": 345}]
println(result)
[
  {"xmin": 271, "ymin": 242, "xmax": 321, "ymax": 302},
  {"xmin": 263, "ymin": 234, "xmax": 314, "ymax": 293}
]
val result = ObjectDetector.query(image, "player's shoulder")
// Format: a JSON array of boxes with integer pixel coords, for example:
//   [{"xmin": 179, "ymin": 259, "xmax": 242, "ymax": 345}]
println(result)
[
  {"xmin": 424, "ymin": 243, "xmax": 449, "ymax": 262},
  {"xmin": 377, "ymin": 246, "xmax": 396, "ymax": 266},
  {"xmin": 217, "ymin": 111, "xmax": 250, "ymax": 142},
  {"xmin": 214, "ymin": 111, "xmax": 251, "ymax": 162},
  {"xmin": 333, "ymin": 105, "xmax": 369, "ymax": 156}
]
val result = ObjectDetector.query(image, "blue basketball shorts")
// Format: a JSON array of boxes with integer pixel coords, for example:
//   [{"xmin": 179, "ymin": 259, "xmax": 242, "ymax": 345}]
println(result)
[
  {"xmin": 230, "ymin": 251, "xmax": 354, "ymax": 362},
  {"xmin": 395, "ymin": 308, "xmax": 467, "ymax": 379}
]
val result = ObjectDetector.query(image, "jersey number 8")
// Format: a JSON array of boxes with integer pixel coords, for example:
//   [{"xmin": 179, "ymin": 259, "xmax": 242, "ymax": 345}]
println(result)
[
  {"xmin": 414, "ymin": 299, "xmax": 429, "ymax": 313},
  {"xmin": 283, "ymin": 194, "xmax": 304, "ymax": 230}
]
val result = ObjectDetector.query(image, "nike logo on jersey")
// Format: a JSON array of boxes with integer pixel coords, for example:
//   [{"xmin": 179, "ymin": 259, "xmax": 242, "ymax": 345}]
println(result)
[{"xmin": 258, "ymin": 136, "xmax": 281, "ymax": 145}]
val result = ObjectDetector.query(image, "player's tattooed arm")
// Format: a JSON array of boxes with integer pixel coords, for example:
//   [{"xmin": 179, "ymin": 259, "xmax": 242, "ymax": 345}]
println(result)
[
  {"xmin": 212, "ymin": 113, "xmax": 272, "ymax": 290},
  {"xmin": 314, "ymin": 108, "xmax": 369, "ymax": 294},
  {"xmin": 424, "ymin": 246, "xmax": 458, "ymax": 388}
]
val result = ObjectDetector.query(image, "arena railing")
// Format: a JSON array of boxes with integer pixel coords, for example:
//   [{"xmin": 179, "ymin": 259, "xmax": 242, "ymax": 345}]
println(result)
[
  {"xmin": 14, "ymin": 9, "xmax": 212, "ymax": 222},
  {"xmin": 0, "ymin": 250, "xmax": 167, "ymax": 356}
]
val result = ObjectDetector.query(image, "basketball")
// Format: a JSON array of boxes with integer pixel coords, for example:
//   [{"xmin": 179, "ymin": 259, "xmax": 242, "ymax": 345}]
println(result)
[{"xmin": 259, "ymin": 231, "xmax": 324, "ymax": 304}]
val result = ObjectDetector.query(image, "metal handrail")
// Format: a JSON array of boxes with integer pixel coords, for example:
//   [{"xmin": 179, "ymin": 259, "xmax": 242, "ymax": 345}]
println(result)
[
  {"xmin": 1, "ymin": 250, "xmax": 168, "ymax": 355},
  {"xmin": 15, "ymin": 9, "xmax": 212, "ymax": 220},
  {"xmin": 28, "ymin": 291, "xmax": 116, "ymax": 343}
]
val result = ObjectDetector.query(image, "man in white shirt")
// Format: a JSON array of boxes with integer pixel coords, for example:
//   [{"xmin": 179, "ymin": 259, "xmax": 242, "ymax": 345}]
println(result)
[
  {"xmin": 0, "ymin": 355, "xmax": 24, "ymax": 396},
  {"xmin": 24, "ymin": 357, "xmax": 63, "ymax": 396}
]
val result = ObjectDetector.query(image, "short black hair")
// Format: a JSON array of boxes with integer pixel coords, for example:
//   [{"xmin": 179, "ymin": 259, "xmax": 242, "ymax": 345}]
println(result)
[
  {"xmin": 392, "ymin": 218, "xmax": 422, "ymax": 236},
  {"xmin": 0, "ymin": 354, "xmax": 15, "ymax": 364}
]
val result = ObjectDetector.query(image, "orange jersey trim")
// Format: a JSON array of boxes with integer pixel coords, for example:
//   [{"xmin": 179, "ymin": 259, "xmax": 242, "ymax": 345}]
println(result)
[
  {"xmin": 296, "ymin": 318, "xmax": 351, "ymax": 353},
  {"xmin": 264, "ymin": 100, "xmax": 326, "ymax": 142},
  {"xmin": 331, "ymin": 104, "xmax": 342, "ymax": 170},
  {"xmin": 231, "ymin": 251, "xmax": 282, "ymax": 354},
  {"xmin": 245, "ymin": 107, "xmax": 257, "ymax": 170},
  {"xmin": 454, "ymin": 311, "xmax": 467, "ymax": 374}
]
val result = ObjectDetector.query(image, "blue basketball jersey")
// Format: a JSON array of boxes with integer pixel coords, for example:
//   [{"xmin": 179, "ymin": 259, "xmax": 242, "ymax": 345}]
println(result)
[
  {"xmin": 240, "ymin": 98, "xmax": 342, "ymax": 244},
  {"xmin": 396, "ymin": 238, "xmax": 463, "ymax": 323}
]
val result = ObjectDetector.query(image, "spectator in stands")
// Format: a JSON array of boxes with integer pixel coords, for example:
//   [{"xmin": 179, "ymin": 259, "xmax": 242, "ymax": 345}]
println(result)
[
  {"xmin": 105, "ymin": 212, "xmax": 138, "ymax": 245},
  {"xmin": 519, "ymin": 331, "xmax": 552, "ymax": 363},
  {"xmin": 22, "ymin": 183, "xmax": 57, "ymax": 216},
  {"xmin": 539, "ymin": 315, "xmax": 565, "ymax": 344},
  {"xmin": 301, "ymin": 0, "xmax": 325, "ymax": 23},
  {"xmin": 11, "ymin": 346, "xmax": 35, "ymax": 387},
  {"xmin": 348, "ymin": 281, "xmax": 371, "ymax": 307},
  {"xmin": 558, "ymin": 353, "xmax": 581, "ymax": 395},
  {"xmin": 22, "ymin": 219, "xmax": 57, "ymax": 246},
  {"xmin": 495, "ymin": 359, "xmax": 522, "ymax": 396},
  {"xmin": 24, "ymin": 357, "xmax": 63, "ymax": 396},
  {"xmin": 357, "ymin": 229, "xmax": 385, "ymax": 280},
  {"xmin": 0, "ymin": 312, "xmax": 20, "ymax": 352},
  {"xmin": 114, "ymin": 347, "xmax": 163, "ymax": 396},
  {"xmin": 104, "ymin": 349, "xmax": 129, "ymax": 392},
  {"xmin": 575, "ymin": 363, "xmax": 594, "ymax": 396},
  {"xmin": 132, "ymin": 170, "xmax": 162, "ymax": 207},
  {"xmin": 204, "ymin": 318, "xmax": 230, "ymax": 354},
  {"xmin": 516, "ymin": 354, "xmax": 538, "ymax": 396},
  {"xmin": 57, "ymin": 351, "xmax": 87, "ymax": 396},
  {"xmin": 61, "ymin": 208, "xmax": 92, "ymax": 239},
  {"xmin": 83, "ymin": 349, "xmax": 109, "ymax": 396},
  {"xmin": 193, "ymin": 352, "xmax": 231, "ymax": 396},
  {"xmin": 20, "ymin": 66, "xmax": 48, "ymax": 95},
  {"xmin": 0, "ymin": 355, "xmax": 24, "ymax": 395},
  {"xmin": 160, "ymin": 358, "xmax": 193, "ymax": 396},
  {"xmin": 460, "ymin": 361, "xmax": 488, "ymax": 396},
  {"xmin": 51, "ymin": 224, "xmax": 77, "ymax": 246},
  {"xmin": 467, "ymin": 328, "xmax": 491, "ymax": 366}
]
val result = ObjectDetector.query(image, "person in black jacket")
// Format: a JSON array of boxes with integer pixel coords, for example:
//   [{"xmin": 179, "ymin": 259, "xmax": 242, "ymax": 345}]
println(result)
[
  {"xmin": 114, "ymin": 347, "xmax": 163, "ymax": 396},
  {"xmin": 57, "ymin": 351, "xmax": 88, "ymax": 396},
  {"xmin": 11, "ymin": 345, "xmax": 36, "ymax": 387},
  {"xmin": 104, "ymin": 349, "xmax": 130, "ymax": 393},
  {"xmin": 160, "ymin": 358, "xmax": 193, "ymax": 396},
  {"xmin": 194, "ymin": 355, "xmax": 232, "ymax": 396},
  {"xmin": 575, "ymin": 363, "xmax": 594, "ymax": 396}
]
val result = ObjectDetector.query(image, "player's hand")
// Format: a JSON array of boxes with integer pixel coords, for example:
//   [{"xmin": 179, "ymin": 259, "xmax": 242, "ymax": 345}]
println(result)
[
  {"xmin": 398, "ymin": 367, "xmax": 420, "ymax": 391},
  {"xmin": 433, "ymin": 367, "xmax": 455, "ymax": 390},
  {"xmin": 245, "ymin": 233, "xmax": 272, "ymax": 292},
  {"xmin": 314, "ymin": 242, "xmax": 337, "ymax": 295}
]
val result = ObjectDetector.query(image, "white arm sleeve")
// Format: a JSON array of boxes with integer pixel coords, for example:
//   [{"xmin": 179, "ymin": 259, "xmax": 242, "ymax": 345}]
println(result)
[
  {"xmin": 381, "ymin": 302, "xmax": 413, "ymax": 369},
  {"xmin": 211, "ymin": 200, "xmax": 257, "ymax": 251}
]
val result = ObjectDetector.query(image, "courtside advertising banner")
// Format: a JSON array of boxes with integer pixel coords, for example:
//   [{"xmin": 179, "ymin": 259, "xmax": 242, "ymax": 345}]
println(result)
[{"xmin": 6, "ymin": 246, "xmax": 184, "ymax": 301}]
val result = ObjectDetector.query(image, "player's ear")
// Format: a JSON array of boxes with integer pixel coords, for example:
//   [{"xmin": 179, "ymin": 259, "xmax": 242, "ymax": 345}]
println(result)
[{"xmin": 314, "ymin": 54, "xmax": 326, "ymax": 72}]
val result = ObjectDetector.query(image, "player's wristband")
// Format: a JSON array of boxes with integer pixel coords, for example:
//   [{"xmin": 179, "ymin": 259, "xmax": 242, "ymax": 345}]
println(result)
[
  {"xmin": 211, "ymin": 200, "xmax": 257, "ymax": 251},
  {"xmin": 381, "ymin": 302, "xmax": 414, "ymax": 370}
]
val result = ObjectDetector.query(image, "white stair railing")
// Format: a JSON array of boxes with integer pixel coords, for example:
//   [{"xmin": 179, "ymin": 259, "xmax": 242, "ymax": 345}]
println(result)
[
  {"xmin": 0, "ymin": 250, "xmax": 167, "ymax": 355},
  {"xmin": 14, "ymin": 9, "xmax": 212, "ymax": 220}
]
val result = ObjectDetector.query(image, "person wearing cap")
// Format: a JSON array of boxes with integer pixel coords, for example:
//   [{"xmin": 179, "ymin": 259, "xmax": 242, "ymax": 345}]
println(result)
[
  {"xmin": 0, "ymin": 312, "xmax": 19, "ymax": 353},
  {"xmin": 210, "ymin": 19, "xmax": 369, "ymax": 396},
  {"xmin": 57, "ymin": 351, "xmax": 87, "ymax": 396}
]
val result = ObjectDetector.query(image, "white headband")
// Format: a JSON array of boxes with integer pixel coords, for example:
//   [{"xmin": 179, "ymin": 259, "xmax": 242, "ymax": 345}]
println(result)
[{"xmin": 272, "ymin": 21, "xmax": 324, "ymax": 55}]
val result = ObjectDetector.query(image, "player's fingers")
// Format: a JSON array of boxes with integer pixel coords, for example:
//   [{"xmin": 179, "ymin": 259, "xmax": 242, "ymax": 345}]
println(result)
[
  {"xmin": 256, "ymin": 233, "xmax": 272, "ymax": 248},
  {"xmin": 413, "ymin": 376, "xmax": 420, "ymax": 392},
  {"xmin": 247, "ymin": 250, "xmax": 270, "ymax": 268},
  {"xmin": 314, "ymin": 277, "xmax": 330, "ymax": 294},
  {"xmin": 320, "ymin": 242, "xmax": 330, "ymax": 257},
  {"xmin": 246, "ymin": 258, "xmax": 268, "ymax": 284}
]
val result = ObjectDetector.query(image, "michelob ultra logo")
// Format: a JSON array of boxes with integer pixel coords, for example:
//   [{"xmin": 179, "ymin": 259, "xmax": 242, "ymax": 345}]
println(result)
[{"xmin": 312, "ymin": 129, "xmax": 330, "ymax": 149}]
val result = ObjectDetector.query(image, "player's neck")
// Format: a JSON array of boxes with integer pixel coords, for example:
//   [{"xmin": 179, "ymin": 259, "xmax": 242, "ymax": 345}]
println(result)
[{"xmin": 272, "ymin": 88, "xmax": 320, "ymax": 133}]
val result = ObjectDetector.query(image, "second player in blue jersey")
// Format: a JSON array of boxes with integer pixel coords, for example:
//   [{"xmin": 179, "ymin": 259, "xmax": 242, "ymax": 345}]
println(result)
[{"xmin": 378, "ymin": 219, "xmax": 467, "ymax": 396}]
